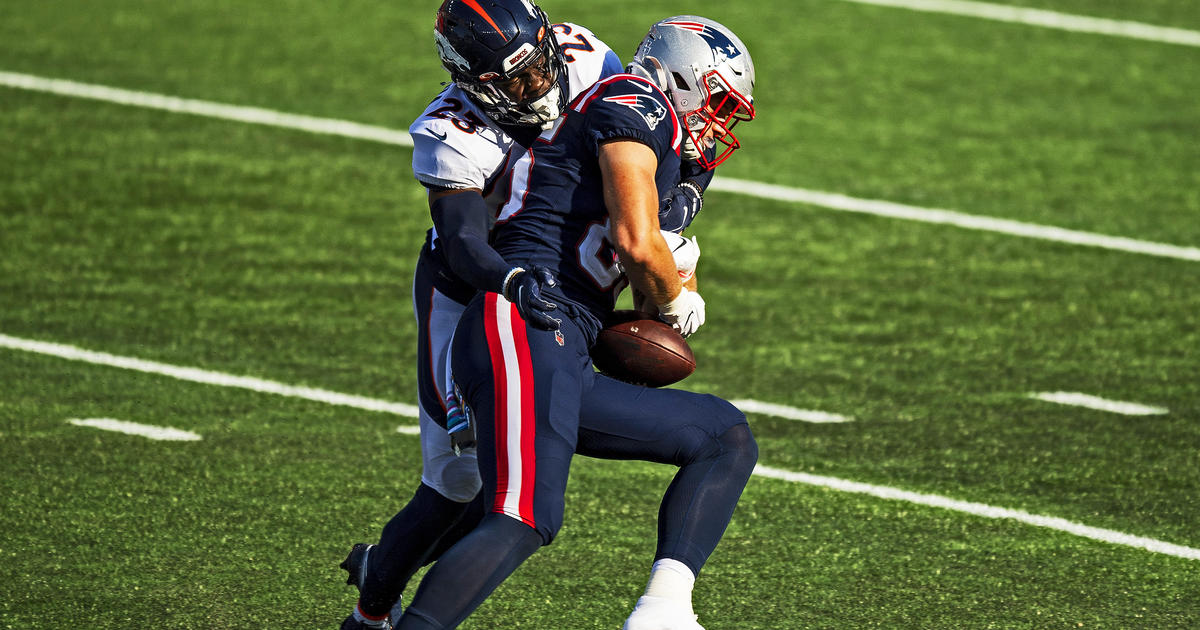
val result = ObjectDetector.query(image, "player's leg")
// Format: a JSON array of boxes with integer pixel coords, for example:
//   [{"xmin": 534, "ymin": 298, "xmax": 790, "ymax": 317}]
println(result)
[
  {"xmin": 343, "ymin": 268, "xmax": 482, "ymax": 629},
  {"xmin": 576, "ymin": 376, "xmax": 758, "ymax": 630},
  {"xmin": 395, "ymin": 293, "xmax": 588, "ymax": 629}
]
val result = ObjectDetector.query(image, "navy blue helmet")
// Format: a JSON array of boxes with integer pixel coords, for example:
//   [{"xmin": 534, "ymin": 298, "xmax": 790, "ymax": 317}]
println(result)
[{"xmin": 434, "ymin": 0, "xmax": 568, "ymax": 126}]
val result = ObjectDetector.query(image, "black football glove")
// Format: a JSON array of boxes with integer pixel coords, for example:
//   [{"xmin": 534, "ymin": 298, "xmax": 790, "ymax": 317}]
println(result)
[
  {"xmin": 502, "ymin": 266, "xmax": 561, "ymax": 331},
  {"xmin": 658, "ymin": 180, "xmax": 704, "ymax": 233}
]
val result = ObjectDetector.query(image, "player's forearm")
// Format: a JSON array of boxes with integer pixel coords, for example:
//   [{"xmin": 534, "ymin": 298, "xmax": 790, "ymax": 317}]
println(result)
[
  {"xmin": 429, "ymin": 190, "xmax": 512, "ymax": 294},
  {"xmin": 599, "ymin": 141, "xmax": 683, "ymax": 306},
  {"xmin": 615, "ymin": 234, "xmax": 682, "ymax": 306}
]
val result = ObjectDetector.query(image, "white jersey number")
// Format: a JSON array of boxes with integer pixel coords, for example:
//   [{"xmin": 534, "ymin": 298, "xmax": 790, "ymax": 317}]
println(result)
[{"xmin": 577, "ymin": 220, "xmax": 622, "ymax": 290}]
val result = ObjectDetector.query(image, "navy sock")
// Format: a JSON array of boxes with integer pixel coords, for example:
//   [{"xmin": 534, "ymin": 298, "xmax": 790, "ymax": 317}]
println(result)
[
  {"xmin": 395, "ymin": 513, "xmax": 543, "ymax": 629},
  {"xmin": 358, "ymin": 483, "xmax": 474, "ymax": 617}
]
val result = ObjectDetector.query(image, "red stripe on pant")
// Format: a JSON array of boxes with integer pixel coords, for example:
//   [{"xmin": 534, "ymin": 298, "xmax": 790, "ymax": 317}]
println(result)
[{"xmin": 483, "ymin": 293, "xmax": 537, "ymax": 528}]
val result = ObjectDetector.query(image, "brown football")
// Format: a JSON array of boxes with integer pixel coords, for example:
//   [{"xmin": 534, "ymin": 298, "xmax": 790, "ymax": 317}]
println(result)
[{"xmin": 591, "ymin": 310, "xmax": 696, "ymax": 387}]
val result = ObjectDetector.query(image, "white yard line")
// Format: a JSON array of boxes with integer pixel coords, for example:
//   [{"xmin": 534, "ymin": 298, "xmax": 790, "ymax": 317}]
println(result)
[
  {"xmin": 754, "ymin": 464, "xmax": 1200, "ymax": 560},
  {"xmin": 0, "ymin": 333, "xmax": 420, "ymax": 418},
  {"xmin": 839, "ymin": 0, "xmax": 1200, "ymax": 47},
  {"xmin": 0, "ymin": 71, "xmax": 414, "ymax": 147},
  {"xmin": 730, "ymin": 399, "xmax": 853, "ymax": 423},
  {"xmin": 68, "ymin": 418, "xmax": 202, "ymax": 441},
  {"xmin": 2, "ymin": 70, "xmax": 1199, "ymax": 263},
  {"xmin": 1029, "ymin": 391, "xmax": 1168, "ymax": 415},
  {"xmin": 709, "ymin": 179, "xmax": 1200, "ymax": 262},
  {"xmin": 4, "ymin": 331, "xmax": 1196, "ymax": 561}
]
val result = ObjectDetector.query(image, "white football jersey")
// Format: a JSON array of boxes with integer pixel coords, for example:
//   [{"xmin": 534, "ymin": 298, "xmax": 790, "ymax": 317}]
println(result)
[{"xmin": 409, "ymin": 23, "xmax": 622, "ymax": 194}]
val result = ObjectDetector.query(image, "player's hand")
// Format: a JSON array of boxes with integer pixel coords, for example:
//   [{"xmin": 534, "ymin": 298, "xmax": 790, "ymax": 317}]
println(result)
[
  {"xmin": 502, "ymin": 266, "xmax": 561, "ymax": 331},
  {"xmin": 658, "ymin": 287, "xmax": 706, "ymax": 337},
  {"xmin": 661, "ymin": 230, "xmax": 700, "ymax": 282},
  {"xmin": 658, "ymin": 180, "xmax": 703, "ymax": 232}
]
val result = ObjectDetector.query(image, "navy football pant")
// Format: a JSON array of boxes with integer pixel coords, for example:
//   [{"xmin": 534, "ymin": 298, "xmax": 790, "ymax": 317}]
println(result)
[{"xmin": 395, "ymin": 292, "xmax": 757, "ymax": 628}]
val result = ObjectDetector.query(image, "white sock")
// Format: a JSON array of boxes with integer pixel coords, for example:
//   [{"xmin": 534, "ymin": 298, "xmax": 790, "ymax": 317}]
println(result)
[{"xmin": 642, "ymin": 558, "xmax": 696, "ymax": 609}]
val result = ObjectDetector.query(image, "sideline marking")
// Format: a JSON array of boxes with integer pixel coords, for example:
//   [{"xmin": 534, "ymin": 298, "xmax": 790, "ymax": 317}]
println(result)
[
  {"xmin": 396, "ymin": 425, "xmax": 422, "ymax": 435},
  {"xmin": 68, "ymin": 418, "xmax": 202, "ymax": 441},
  {"xmin": 4, "ymin": 332, "xmax": 1196, "ymax": 561},
  {"xmin": 0, "ymin": 333, "xmax": 421, "ymax": 418},
  {"xmin": 731, "ymin": 399, "xmax": 853, "ymax": 423},
  {"xmin": 839, "ymin": 0, "xmax": 1200, "ymax": 48},
  {"xmin": 1029, "ymin": 392, "xmax": 1168, "ymax": 416},
  {"xmin": 754, "ymin": 464, "xmax": 1199, "ymax": 560},
  {"xmin": 2, "ymin": 70, "xmax": 1198, "ymax": 264}
]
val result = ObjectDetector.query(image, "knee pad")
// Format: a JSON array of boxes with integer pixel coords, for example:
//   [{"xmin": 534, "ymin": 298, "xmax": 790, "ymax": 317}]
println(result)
[
  {"xmin": 717, "ymin": 422, "xmax": 759, "ymax": 472},
  {"xmin": 494, "ymin": 510, "xmax": 556, "ymax": 547},
  {"xmin": 424, "ymin": 453, "xmax": 482, "ymax": 503},
  {"xmin": 677, "ymin": 418, "xmax": 758, "ymax": 470}
]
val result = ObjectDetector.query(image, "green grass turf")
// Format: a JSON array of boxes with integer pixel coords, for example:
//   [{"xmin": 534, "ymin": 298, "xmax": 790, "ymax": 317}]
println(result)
[
  {"xmin": 3, "ymin": 1, "xmax": 1198, "ymax": 243},
  {"xmin": 3, "ymin": 0, "xmax": 1200, "ymax": 628}
]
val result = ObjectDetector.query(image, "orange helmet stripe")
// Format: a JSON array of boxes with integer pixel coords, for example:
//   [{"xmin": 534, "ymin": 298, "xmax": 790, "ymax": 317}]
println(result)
[{"xmin": 459, "ymin": 0, "xmax": 507, "ymax": 40}]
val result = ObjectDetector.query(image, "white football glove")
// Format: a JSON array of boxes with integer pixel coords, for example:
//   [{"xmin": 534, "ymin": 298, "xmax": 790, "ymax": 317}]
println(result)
[
  {"xmin": 660, "ymin": 230, "xmax": 700, "ymax": 281},
  {"xmin": 658, "ymin": 287, "xmax": 706, "ymax": 337}
]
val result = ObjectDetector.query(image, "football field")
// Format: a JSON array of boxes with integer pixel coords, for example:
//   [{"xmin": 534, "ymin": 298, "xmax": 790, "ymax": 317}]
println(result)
[{"xmin": 2, "ymin": 1, "xmax": 1198, "ymax": 628}]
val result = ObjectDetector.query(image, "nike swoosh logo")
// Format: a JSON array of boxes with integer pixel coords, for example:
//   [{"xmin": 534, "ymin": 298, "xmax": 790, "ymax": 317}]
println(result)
[
  {"xmin": 630, "ymin": 81, "xmax": 653, "ymax": 93},
  {"xmin": 429, "ymin": 129, "xmax": 448, "ymax": 141}
]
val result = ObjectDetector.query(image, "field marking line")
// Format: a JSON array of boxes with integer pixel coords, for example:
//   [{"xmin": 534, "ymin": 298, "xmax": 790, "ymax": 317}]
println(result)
[
  {"xmin": 67, "ymin": 418, "xmax": 202, "ymax": 441},
  {"xmin": 1029, "ymin": 392, "xmax": 1168, "ymax": 415},
  {"xmin": 708, "ymin": 179, "xmax": 1200, "ymax": 262},
  {"xmin": 0, "ymin": 71, "xmax": 414, "ymax": 147},
  {"xmin": 730, "ymin": 399, "xmax": 853, "ymax": 423},
  {"xmin": 3, "ymin": 70, "xmax": 1199, "ymax": 264},
  {"xmin": 0, "ymin": 333, "xmax": 421, "ymax": 418},
  {"xmin": 839, "ymin": 0, "xmax": 1200, "ymax": 47},
  {"xmin": 754, "ymin": 464, "xmax": 1200, "ymax": 560},
  {"xmin": 5, "ymin": 331, "xmax": 1197, "ymax": 560}
]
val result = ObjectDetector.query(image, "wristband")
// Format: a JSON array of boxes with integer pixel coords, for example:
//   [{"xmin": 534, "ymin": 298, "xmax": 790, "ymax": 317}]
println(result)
[{"xmin": 500, "ymin": 267, "xmax": 525, "ymax": 297}]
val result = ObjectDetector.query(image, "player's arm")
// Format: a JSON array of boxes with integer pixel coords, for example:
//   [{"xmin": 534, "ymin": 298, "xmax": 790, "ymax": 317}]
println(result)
[
  {"xmin": 600, "ymin": 140, "xmax": 705, "ymax": 336},
  {"xmin": 428, "ymin": 187, "xmax": 513, "ymax": 295},
  {"xmin": 659, "ymin": 148, "xmax": 717, "ymax": 232},
  {"xmin": 600, "ymin": 140, "xmax": 679, "ymax": 302},
  {"xmin": 428, "ymin": 188, "xmax": 560, "ymax": 329}
]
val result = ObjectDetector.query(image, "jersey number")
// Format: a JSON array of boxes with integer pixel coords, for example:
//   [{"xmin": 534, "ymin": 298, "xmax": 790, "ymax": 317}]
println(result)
[
  {"xmin": 577, "ymin": 220, "xmax": 623, "ymax": 291},
  {"xmin": 430, "ymin": 97, "xmax": 489, "ymax": 134},
  {"xmin": 552, "ymin": 24, "xmax": 594, "ymax": 63}
]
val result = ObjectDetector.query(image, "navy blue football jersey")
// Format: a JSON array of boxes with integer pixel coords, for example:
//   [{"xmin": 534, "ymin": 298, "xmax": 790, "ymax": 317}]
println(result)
[{"xmin": 492, "ymin": 74, "xmax": 684, "ymax": 332}]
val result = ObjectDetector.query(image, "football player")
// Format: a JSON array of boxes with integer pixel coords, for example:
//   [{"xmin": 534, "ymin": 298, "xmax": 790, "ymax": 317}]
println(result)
[
  {"xmin": 389, "ymin": 15, "xmax": 758, "ymax": 630},
  {"xmin": 338, "ymin": 2, "xmax": 711, "ymax": 629}
]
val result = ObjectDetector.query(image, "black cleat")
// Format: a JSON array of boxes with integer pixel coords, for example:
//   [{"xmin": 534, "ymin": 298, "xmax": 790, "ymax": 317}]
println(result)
[
  {"xmin": 340, "ymin": 543, "xmax": 403, "ymax": 624},
  {"xmin": 340, "ymin": 543, "xmax": 374, "ymax": 592}
]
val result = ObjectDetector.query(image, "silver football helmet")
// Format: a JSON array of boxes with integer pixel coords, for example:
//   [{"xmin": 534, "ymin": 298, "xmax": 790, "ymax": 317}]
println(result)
[{"xmin": 627, "ymin": 16, "xmax": 756, "ymax": 169}]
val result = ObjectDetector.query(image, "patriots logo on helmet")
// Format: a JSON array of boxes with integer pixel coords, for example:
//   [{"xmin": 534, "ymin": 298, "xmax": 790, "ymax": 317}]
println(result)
[
  {"xmin": 603, "ymin": 94, "xmax": 668, "ymax": 130},
  {"xmin": 662, "ymin": 20, "xmax": 742, "ymax": 64}
]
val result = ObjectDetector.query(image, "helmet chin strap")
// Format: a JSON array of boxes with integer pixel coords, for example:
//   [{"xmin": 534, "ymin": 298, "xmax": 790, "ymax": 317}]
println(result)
[{"xmin": 680, "ymin": 136, "xmax": 702, "ymax": 161}]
